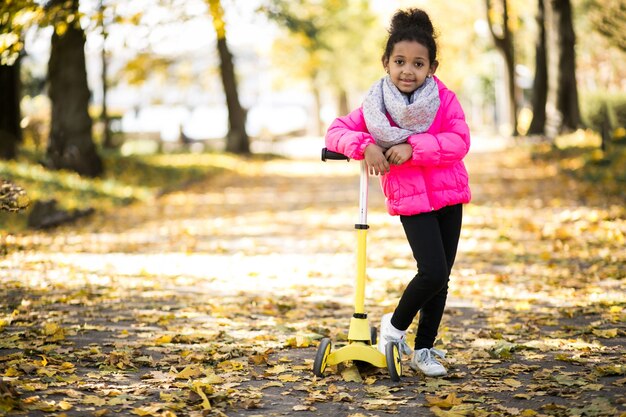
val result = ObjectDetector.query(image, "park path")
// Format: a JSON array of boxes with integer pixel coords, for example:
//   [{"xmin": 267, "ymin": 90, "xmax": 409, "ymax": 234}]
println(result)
[{"xmin": 0, "ymin": 136, "xmax": 624, "ymax": 416}]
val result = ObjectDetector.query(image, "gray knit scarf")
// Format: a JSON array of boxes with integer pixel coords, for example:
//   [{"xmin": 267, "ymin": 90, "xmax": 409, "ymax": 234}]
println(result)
[{"xmin": 362, "ymin": 75, "xmax": 440, "ymax": 149}]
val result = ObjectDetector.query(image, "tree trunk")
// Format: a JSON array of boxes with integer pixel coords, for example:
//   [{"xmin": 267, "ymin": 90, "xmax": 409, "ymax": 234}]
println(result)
[
  {"xmin": 208, "ymin": 0, "xmax": 249, "ymax": 154},
  {"xmin": 0, "ymin": 58, "xmax": 22, "ymax": 159},
  {"xmin": 486, "ymin": 0, "xmax": 519, "ymax": 136},
  {"xmin": 47, "ymin": 0, "xmax": 103, "ymax": 177},
  {"xmin": 337, "ymin": 88, "xmax": 349, "ymax": 117},
  {"xmin": 216, "ymin": 37, "xmax": 249, "ymax": 154},
  {"xmin": 100, "ymin": 0, "xmax": 113, "ymax": 149},
  {"xmin": 528, "ymin": 0, "xmax": 548, "ymax": 135},
  {"xmin": 552, "ymin": 0, "xmax": 581, "ymax": 132}
]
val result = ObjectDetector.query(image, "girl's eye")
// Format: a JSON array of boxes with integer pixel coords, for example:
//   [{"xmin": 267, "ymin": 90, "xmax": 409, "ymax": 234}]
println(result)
[
  {"xmin": 394, "ymin": 59, "xmax": 404, "ymax": 65},
  {"xmin": 415, "ymin": 62, "xmax": 424, "ymax": 68}
]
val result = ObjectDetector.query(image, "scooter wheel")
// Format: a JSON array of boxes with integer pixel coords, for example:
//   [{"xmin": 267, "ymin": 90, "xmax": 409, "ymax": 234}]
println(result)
[
  {"xmin": 370, "ymin": 326, "xmax": 377, "ymax": 345},
  {"xmin": 385, "ymin": 341, "xmax": 402, "ymax": 382},
  {"xmin": 313, "ymin": 338, "xmax": 332, "ymax": 377}
]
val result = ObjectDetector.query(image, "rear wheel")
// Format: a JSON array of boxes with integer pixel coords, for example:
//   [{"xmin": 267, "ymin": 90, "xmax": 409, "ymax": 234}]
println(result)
[
  {"xmin": 385, "ymin": 341, "xmax": 402, "ymax": 382},
  {"xmin": 313, "ymin": 338, "xmax": 332, "ymax": 377},
  {"xmin": 370, "ymin": 326, "xmax": 377, "ymax": 345}
]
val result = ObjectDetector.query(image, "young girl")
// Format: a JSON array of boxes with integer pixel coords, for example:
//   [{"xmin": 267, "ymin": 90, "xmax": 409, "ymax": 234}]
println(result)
[{"xmin": 325, "ymin": 8, "xmax": 471, "ymax": 377}]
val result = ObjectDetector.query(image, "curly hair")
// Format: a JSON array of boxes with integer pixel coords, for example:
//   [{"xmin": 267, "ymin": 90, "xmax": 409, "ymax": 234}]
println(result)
[{"xmin": 382, "ymin": 8, "xmax": 438, "ymax": 66}]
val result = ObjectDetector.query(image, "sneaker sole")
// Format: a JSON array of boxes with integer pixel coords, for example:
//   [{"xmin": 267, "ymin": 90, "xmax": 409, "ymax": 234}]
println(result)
[{"xmin": 409, "ymin": 363, "xmax": 447, "ymax": 377}]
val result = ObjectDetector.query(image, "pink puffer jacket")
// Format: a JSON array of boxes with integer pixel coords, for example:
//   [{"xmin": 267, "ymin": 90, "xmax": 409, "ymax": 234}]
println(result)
[{"xmin": 325, "ymin": 77, "xmax": 471, "ymax": 216}]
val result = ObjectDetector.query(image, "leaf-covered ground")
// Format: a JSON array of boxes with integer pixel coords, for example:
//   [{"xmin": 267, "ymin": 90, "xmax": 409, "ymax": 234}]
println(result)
[{"xmin": 1, "ymin": 140, "xmax": 625, "ymax": 417}]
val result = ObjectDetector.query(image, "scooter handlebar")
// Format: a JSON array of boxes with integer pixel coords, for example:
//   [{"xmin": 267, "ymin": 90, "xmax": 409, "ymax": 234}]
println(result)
[{"xmin": 321, "ymin": 148, "xmax": 350, "ymax": 161}]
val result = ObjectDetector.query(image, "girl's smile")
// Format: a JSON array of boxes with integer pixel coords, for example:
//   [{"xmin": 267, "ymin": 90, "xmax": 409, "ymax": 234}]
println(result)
[{"xmin": 384, "ymin": 40, "xmax": 437, "ymax": 94}]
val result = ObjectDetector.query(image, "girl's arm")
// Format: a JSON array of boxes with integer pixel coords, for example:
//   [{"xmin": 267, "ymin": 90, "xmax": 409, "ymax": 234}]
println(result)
[
  {"xmin": 406, "ymin": 92, "xmax": 470, "ymax": 167},
  {"xmin": 325, "ymin": 108, "xmax": 376, "ymax": 160}
]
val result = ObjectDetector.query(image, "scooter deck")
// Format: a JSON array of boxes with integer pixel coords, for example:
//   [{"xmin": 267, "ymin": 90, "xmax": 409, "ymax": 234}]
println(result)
[{"xmin": 326, "ymin": 342, "xmax": 387, "ymax": 368}]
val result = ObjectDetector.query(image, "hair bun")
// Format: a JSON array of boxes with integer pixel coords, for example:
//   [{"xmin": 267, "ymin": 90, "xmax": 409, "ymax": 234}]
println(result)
[{"xmin": 389, "ymin": 8, "xmax": 434, "ymax": 36}]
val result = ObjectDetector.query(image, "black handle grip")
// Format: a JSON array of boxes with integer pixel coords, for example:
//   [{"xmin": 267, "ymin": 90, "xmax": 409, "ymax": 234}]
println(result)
[{"xmin": 321, "ymin": 148, "xmax": 350, "ymax": 161}]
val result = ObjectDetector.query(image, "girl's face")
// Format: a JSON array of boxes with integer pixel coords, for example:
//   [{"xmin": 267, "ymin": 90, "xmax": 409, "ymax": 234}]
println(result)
[{"xmin": 384, "ymin": 40, "xmax": 438, "ymax": 94}]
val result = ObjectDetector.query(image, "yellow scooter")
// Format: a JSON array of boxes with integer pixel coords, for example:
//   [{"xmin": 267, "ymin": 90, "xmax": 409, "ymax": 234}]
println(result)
[{"xmin": 313, "ymin": 148, "xmax": 402, "ymax": 382}]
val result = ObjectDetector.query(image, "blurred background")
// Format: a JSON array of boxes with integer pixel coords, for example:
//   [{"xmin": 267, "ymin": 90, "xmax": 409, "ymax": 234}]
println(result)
[{"xmin": 0, "ymin": 0, "xmax": 624, "ymax": 228}]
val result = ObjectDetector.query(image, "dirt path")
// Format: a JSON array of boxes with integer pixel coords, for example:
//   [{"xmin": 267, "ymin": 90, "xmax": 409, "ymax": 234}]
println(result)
[{"xmin": 1, "ymin": 140, "xmax": 624, "ymax": 416}]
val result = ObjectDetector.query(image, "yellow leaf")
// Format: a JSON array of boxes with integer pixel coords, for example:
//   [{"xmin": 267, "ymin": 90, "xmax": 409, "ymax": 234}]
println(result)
[
  {"xmin": 261, "ymin": 381, "xmax": 284, "ymax": 389},
  {"xmin": 217, "ymin": 360, "xmax": 245, "ymax": 371},
  {"xmin": 36, "ymin": 368, "xmax": 57, "ymax": 377},
  {"xmin": 430, "ymin": 405, "xmax": 474, "ymax": 417},
  {"xmin": 176, "ymin": 365, "xmax": 203, "ymax": 380},
  {"xmin": 43, "ymin": 323, "xmax": 58, "ymax": 334},
  {"xmin": 341, "ymin": 365, "xmax": 362, "ymax": 383},
  {"xmin": 131, "ymin": 405, "xmax": 163, "ymax": 416},
  {"xmin": 286, "ymin": 335, "xmax": 312, "ymax": 348},
  {"xmin": 58, "ymin": 400, "xmax": 72, "ymax": 411},
  {"xmin": 364, "ymin": 376, "xmax": 377, "ymax": 385},
  {"xmin": 60, "ymin": 362, "xmax": 75, "ymax": 373},
  {"xmin": 278, "ymin": 373, "xmax": 299, "ymax": 382},
  {"xmin": 200, "ymin": 374, "xmax": 224, "ymax": 385},
  {"xmin": 553, "ymin": 226, "xmax": 572, "ymax": 240},
  {"xmin": 192, "ymin": 383, "xmax": 211, "ymax": 410},
  {"xmin": 426, "ymin": 393, "xmax": 463, "ymax": 409},
  {"xmin": 191, "ymin": 380, "xmax": 215, "ymax": 396},
  {"xmin": 159, "ymin": 392, "xmax": 175, "ymax": 402},
  {"xmin": 503, "ymin": 378, "xmax": 522, "ymax": 388},
  {"xmin": 592, "ymin": 328, "xmax": 618, "ymax": 338},
  {"xmin": 265, "ymin": 364, "xmax": 288, "ymax": 375},
  {"xmin": 83, "ymin": 395, "xmax": 107, "ymax": 406},
  {"xmin": 155, "ymin": 335, "xmax": 173, "ymax": 345},
  {"xmin": 250, "ymin": 354, "xmax": 268, "ymax": 365},
  {"xmin": 362, "ymin": 398, "xmax": 409, "ymax": 410},
  {"xmin": 293, "ymin": 405, "xmax": 316, "ymax": 411}
]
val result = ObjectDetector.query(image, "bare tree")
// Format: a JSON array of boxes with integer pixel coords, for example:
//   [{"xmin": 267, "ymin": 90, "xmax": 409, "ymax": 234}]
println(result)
[
  {"xmin": 0, "ymin": 4, "xmax": 26, "ymax": 160},
  {"xmin": 486, "ymin": 0, "xmax": 518, "ymax": 136},
  {"xmin": 528, "ymin": 0, "xmax": 548, "ymax": 135},
  {"xmin": 207, "ymin": 0, "xmax": 249, "ymax": 154},
  {"xmin": 46, "ymin": 0, "xmax": 103, "ymax": 176},
  {"xmin": 0, "ymin": 57, "xmax": 22, "ymax": 159},
  {"xmin": 99, "ymin": 0, "xmax": 113, "ymax": 148},
  {"xmin": 549, "ymin": 0, "xmax": 581, "ymax": 132}
]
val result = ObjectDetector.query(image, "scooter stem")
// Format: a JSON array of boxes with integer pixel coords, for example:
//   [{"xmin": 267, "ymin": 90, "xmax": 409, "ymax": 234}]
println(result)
[{"xmin": 354, "ymin": 160, "xmax": 369, "ymax": 315}]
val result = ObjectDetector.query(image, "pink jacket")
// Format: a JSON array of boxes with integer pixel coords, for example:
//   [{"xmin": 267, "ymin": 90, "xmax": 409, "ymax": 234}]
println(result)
[{"xmin": 325, "ymin": 77, "xmax": 471, "ymax": 216}]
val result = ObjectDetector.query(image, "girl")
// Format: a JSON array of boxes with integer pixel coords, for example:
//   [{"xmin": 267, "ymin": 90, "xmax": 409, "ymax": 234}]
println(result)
[{"xmin": 325, "ymin": 8, "xmax": 471, "ymax": 377}]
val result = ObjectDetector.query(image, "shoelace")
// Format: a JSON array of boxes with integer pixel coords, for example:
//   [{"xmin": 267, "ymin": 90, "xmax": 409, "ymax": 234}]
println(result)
[
  {"xmin": 386, "ymin": 335, "xmax": 413, "ymax": 355},
  {"xmin": 421, "ymin": 348, "xmax": 446, "ymax": 365},
  {"xmin": 398, "ymin": 339, "xmax": 413, "ymax": 355}
]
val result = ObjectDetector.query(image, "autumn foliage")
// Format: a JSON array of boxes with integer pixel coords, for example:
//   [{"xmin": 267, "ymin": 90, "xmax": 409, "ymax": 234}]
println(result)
[{"xmin": 0, "ymin": 142, "xmax": 624, "ymax": 416}]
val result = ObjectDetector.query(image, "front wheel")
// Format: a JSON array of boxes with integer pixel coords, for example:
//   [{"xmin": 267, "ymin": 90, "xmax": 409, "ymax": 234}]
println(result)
[
  {"xmin": 313, "ymin": 338, "xmax": 332, "ymax": 377},
  {"xmin": 385, "ymin": 341, "xmax": 402, "ymax": 382}
]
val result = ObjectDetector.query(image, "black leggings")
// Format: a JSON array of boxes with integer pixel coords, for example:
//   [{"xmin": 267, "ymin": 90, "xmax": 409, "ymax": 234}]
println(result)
[{"xmin": 391, "ymin": 204, "xmax": 463, "ymax": 350}]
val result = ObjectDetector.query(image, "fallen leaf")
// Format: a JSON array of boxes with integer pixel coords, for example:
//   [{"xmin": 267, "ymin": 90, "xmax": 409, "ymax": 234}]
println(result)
[
  {"xmin": 426, "ymin": 393, "xmax": 463, "ymax": 409},
  {"xmin": 293, "ymin": 404, "xmax": 316, "ymax": 411},
  {"xmin": 341, "ymin": 365, "xmax": 362, "ymax": 383},
  {"xmin": 503, "ymin": 378, "xmax": 522, "ymax": 388}
]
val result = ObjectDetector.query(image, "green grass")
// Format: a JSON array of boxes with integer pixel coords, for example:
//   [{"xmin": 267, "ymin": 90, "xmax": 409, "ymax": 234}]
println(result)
[{"xmin": 0, "ymin": 149, "xmax": 228, "ymax": 232}]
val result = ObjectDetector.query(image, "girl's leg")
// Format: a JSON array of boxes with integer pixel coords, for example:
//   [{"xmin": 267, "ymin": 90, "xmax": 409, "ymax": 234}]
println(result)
[
  {"xmin": 414, "ymin": 204, "xmax": 463, "ymax": 349},
  {"xmin": 392, "ymin": 204, "xmax": 463, "ymax": 348}
]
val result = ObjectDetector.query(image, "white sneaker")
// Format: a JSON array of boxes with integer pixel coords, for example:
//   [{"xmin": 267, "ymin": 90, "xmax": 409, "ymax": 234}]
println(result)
[
  {"xmin": 377, "ymin": 313, "xmax": 412, "ymax": 355},
  {"xmin": 410, "ymin": 348, "xmax": 447, "ymax": 377}
]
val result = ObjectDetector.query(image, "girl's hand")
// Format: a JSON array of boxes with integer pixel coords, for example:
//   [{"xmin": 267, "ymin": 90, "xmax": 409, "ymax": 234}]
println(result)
[
  {"xmin": 385, "ymin": 144, "xmax": 413, "ymax": 165},
  {"xmin": 364, "ymin": 144, "xmax": 390, "ymax": 175}
]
